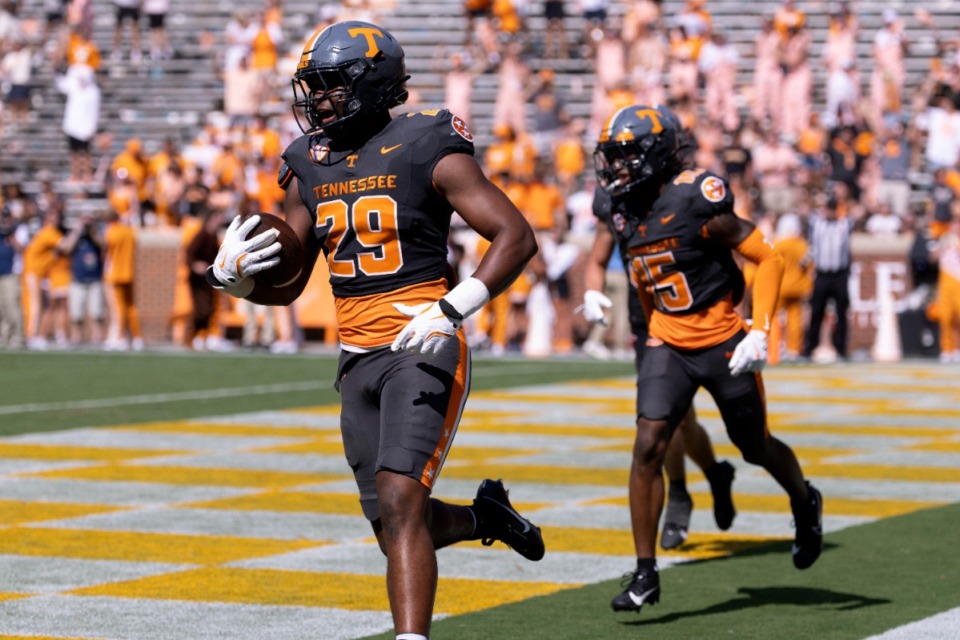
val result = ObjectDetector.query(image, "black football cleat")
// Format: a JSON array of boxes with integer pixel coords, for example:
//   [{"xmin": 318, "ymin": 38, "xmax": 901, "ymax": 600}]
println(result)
[
  {"xmin": 611, "ymin": 566, "xmax": 660, "ymax": 613},
  {"xmin": 706, "ymin": 460, "xmax": 737, "ymax": 531},
  {"xmin": 792, "ymin": 481, "xmax": 823, "ymax": 570},
  {"xmin": 473, "ymin": 479, "xmax": 545, "ymax": 561},
  {"xmin": 660, "ymin": 484, "xmax": 693, "ymax": 550}
]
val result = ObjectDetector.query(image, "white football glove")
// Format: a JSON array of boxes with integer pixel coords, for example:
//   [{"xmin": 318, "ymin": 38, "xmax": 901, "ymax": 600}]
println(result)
[
  {"xmin": 728, "ymin": 330, "xmax": 769, "ymax": 376},
  {"xmin": 211, "ymin": 214, "xmax": 282, "ymax": 288},
  {"xmin": 575, "ymin": 289, "xmax": 613, "ymax": 326},
  {"xmin": 391, "ymin": 301, "xmax": 461, "ymax": 358}
]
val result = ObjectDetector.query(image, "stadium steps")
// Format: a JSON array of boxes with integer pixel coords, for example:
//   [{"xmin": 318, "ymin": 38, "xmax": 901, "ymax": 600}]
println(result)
[{"xmin": 4, "ymin": 0, "xmax": 960, "ymax": 193}]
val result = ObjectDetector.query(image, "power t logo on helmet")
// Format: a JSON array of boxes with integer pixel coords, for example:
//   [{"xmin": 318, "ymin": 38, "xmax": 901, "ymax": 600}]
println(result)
[
  {"xmin": 594, "ymin": 104, "xmax": 686, "ymax": 197},
  {"xmin": 291, "ymin": 20, "xmax": 410, "ymax": 140}
]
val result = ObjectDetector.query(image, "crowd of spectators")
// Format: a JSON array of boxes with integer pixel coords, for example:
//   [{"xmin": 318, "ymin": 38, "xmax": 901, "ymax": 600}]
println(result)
[{"xmin": 1, "ymin": 0, "xmax": 959, "ymax": 362}]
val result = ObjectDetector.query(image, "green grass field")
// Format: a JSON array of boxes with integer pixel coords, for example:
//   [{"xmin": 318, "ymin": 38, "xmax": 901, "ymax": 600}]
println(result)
[
  {"xmin": 1, "ymin": 351, "xmax": 958, "ymax": 640},
  {"xmin": 361, "ymin": 504, "xmax": 960, "ymax": 639},
  {"xmin": 0, "ymin": 350, "xmax": 633, "ymax": 435}
]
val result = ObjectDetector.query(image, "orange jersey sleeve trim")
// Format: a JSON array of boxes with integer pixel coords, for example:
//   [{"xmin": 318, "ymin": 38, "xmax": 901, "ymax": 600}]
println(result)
[
  {"xmin": 649, "ymin": 294, "xmax": 745, "ymax": 350},
  {"xmin": 736, "ymin": 228, "xmax": 784, "ymax": 333},
  {"xmin": 335, "ymin": 278, "xmax": 449, "ymax": 349}
]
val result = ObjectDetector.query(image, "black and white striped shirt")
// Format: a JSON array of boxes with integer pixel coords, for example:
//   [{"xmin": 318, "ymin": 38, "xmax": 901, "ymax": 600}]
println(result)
[{"xmin": 809, "ymin": 215, "xmax": 854, "ymax": 273}]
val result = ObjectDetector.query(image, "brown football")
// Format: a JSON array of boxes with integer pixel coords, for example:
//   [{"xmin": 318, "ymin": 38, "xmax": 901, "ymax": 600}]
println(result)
[{"xmin": 239, "ymin": 213, "xmax": 304, "ymax": 288}]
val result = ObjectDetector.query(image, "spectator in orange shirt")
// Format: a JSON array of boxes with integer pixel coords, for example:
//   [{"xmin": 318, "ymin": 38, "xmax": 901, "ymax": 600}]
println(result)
[
  {"xmin": 65, "ymin": 26, "xmax": 102, "ymax": 71},
  {"xmin": 111, "ymin": 138, "xmax": 148, "ymax": 203},
  {"xmin": 146, "ymin": 137, "xmax": 184, "ymax": 226},
  {"xmin": 553, "ymin": 118, "xmax": 586, "ymax": 196},
  {"xmin": 21, "ymin": 207, "xmax": 63, "ymax": 350},
  {"xmin": 492, "ymin": 0, "xmax": 523, "ymax": 41},
  {"xmin": 773, "ymin": 212, "xmax": 812, "ymax": 361},
  {"xmin": 211, "ymin": 141, "xmax": 245, "ymax": 194},
  {"xmin": 249, "ymin": 10, "xmax": 282, "ymax": 107},
  {"xmin": 103, "ymin": 209, "xmax": 143, "ymax": 350},
  {"xmin": 773, "ymin": 0, "xmax": 804, "ymax": 36}
]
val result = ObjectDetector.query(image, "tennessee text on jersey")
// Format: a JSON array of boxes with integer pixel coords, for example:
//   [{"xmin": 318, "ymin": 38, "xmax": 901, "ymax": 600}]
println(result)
[{"xmin": 280, "ymin": 109, "xmax": 474, "ymax": 350}]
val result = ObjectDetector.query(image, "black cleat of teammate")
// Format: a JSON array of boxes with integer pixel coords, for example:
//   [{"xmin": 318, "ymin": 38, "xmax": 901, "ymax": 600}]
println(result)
[
  {"xmin": 660, "ymin": 483, "xmax": 693, "ymax": 550},
  {"xmin": 792, "ymin": 481, "xmax": 823, "ymax": 569},
  {"xmin": 472, "ymin": 479, "xmax": 545, "ymax": 561},
  {"xmin": 706, "ymin": 460, "xmax": 737, "ymax": 530},
  {"xmin": 611, "ymin": 566, "xmax": 660, "ymax": 613}
]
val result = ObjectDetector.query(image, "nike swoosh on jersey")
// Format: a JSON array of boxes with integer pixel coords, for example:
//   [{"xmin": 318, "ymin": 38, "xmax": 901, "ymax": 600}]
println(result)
[
  {"xmin": 381, "ymin": 144, "xmax": 403, "ymax": 154},
  {"xmin": 661, "ymin": 213, "xmax": 676, "ymax": 224}
]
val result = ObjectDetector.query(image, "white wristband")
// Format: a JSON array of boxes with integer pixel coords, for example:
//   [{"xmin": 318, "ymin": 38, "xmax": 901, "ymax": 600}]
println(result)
[{"xmin": 441, "ymin": 276, "xmax": 490, "ymax": 321}]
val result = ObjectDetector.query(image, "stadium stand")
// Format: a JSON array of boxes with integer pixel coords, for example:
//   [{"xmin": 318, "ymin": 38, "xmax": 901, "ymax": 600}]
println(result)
[{"xmin": 5, "ymin": 1, "xmax": 959, "ymax": 195}]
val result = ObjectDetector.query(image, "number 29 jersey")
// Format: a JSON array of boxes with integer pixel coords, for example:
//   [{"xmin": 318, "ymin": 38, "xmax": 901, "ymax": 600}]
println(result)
[
  {"xmin": 622, "ymin": 168, "xmax": 746, "ymax": 350},
  {"xmin": 280, "ymin": 109, "xmax": 475, "ymax": 350}
]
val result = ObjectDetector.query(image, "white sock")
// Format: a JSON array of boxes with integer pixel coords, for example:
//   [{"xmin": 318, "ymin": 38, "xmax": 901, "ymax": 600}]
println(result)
[{"xmin": 396, "ymin": 634, "xmax": 428, "ymax": 640}]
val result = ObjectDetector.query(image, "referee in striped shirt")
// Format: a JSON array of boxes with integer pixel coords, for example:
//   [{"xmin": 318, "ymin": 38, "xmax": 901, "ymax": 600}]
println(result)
[{"xmin": 802, "ymin": 196, "xmax": 857, "ymax": 361}]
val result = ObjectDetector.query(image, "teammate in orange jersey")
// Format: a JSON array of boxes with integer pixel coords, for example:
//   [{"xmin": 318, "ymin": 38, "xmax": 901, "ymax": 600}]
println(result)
[
  {"xmin": 205, "ymin": 21, "xmax": 542, "ymax": 640},
  {"xmin": 102, "ymin": 210, "xmax": 143, "ymax": 351},
  {"xmin": 581, "ymin": 184, "xmax": 737, "ymax": 551},
  {"xmin": 593, "ymin": 105, "xmax": 823, "ymax": 615}
]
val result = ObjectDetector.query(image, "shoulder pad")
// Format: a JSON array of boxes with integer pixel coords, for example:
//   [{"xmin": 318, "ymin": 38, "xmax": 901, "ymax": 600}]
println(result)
[
  {"xmin": 404, "ymin": 108, "xmax": 475, "ymax": 155},
  {"xmin": 279, "ymin": 134, "xmax": 315, "ymax": 183},
  {"xmin": 277, "ymin": 162, "xmax": 293, "ymax": 190},
  {"xmin": 666, "ymin": 168, "xmax": 733, "ymax": 215}
]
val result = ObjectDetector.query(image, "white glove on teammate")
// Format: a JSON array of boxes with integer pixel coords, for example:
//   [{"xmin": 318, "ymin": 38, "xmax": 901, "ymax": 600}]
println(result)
[
  {"xmin": 575, "ymin": 289, "xmax": 613, "ymax": 326},
  {"xmin": 391, "ymin": 301, "xmax": 461, "ymax": 358},
  {"xmin": 211, "ymin": 215, "xmax": 282, "ymax": 290},
  {"xmin": 728, "ymin": 330, "xmax": 769, "ymax": 376}
]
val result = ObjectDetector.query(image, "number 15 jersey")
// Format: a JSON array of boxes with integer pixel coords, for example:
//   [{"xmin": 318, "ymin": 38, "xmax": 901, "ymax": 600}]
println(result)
[
  {"xmin": 622, "ymin": 168, "xmax": 746, "ymax": 350},
  {"xmin": 280, "ymin": 109, "xmax": 475, "ymax": 350}
]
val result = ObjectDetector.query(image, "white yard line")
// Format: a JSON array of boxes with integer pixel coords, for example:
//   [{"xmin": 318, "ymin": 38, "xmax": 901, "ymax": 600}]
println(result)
[
  {"xmin": 864, "ymin": 607, "xmax": 960, "ymax": 639},
  {"xmin": 0, "ymin": 381, "xmax": 326, "ymax": 415},
  {"xmin": 0, "ymin": 365, "xmax": 600, "ymax": 416}
]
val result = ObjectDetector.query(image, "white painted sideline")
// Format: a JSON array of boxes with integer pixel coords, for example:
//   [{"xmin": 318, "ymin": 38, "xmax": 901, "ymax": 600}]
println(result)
[
  {"xmin": 0, "ymin": 365, "xmax": 605, "ymax": 416},
  {"xmin": 0, "ymin": 381, "xmax": 326, "ymax": 415},
  {"xmin": 864, "ymin": 607, "xmax": 960, "ymax": 639}
]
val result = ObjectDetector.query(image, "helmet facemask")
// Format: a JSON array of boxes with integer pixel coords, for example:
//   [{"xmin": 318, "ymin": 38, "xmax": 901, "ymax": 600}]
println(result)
[
  {"xmin": 594, "ymin": 134, "xmax": 661, "ymax": 197},
  {"xmin": 291, "ymin": 50, "xmax": 408, "ymax": 140}
]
